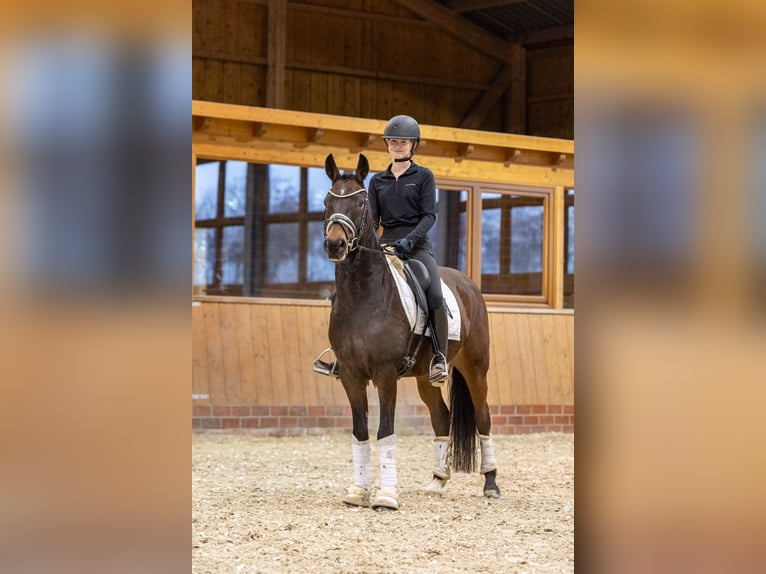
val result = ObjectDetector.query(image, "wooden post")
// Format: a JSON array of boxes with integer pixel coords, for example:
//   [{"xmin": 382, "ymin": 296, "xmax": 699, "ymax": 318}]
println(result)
[
  {"xmin": 505, "ymin": 43, "xmax": 526, "ymax": 134},
  {"xmin": 267, "ymin": 0, "xmax": 287, "ymax": 109}
]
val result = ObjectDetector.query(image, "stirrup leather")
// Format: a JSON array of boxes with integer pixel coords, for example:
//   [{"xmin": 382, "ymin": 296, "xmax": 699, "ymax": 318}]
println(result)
[{"xmin": 313, "ymin": 347, "xmax": 340, "ymax": 378}]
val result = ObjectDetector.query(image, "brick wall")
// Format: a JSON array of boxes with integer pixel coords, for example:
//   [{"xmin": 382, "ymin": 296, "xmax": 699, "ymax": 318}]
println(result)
[{"xmin": 192, "ymin": 404, "xmax": 574, "ymax": 437}]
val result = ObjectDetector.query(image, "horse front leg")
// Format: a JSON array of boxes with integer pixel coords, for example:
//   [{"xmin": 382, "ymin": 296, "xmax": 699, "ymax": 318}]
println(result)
[
  {"xmin": 340, "ymin": 375, "xmax": 372, "ymax": 507},
  {"xmin": 371, "ymin": 375, "xmax": 399, "ymax": 511}
]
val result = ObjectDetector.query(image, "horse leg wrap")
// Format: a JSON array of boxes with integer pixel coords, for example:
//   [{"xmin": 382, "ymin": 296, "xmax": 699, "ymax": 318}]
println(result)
[
  {"xmin": 371, "ymin": 434, "xmax": 399, "ymax": 510},
  {"xmin": 343, "ymin": 437, "xmax": 371, "ymax": 507},
  {"xmin": 351, "ymin": 437, "xmax": 371, "ymax": 489},
  {"xmin": 479, "ymin": 434, "xmax": 497, "ymax": 474},
  {"xmin": 432, "ymin": 436, "xmax": 451, "ymax": 480}
]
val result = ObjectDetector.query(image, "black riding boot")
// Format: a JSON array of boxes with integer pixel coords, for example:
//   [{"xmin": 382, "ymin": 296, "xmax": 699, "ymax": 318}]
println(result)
[{"xmin": 429, "ymin": 305, "xmax": 449, "ymax": 386}]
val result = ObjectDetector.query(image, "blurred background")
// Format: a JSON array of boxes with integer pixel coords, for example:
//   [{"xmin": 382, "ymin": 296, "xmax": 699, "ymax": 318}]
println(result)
[
  {"xmin": 576, "ymin": 0, "xmax": 766, "ymax": 572},
  {"xmin": 0, "ymin": 2, "xmax": 190, "ymax": 573}
]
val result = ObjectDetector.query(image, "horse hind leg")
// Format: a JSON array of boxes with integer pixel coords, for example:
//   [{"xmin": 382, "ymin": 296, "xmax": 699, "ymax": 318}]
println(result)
[
  {"xmin": 424, "ymin": 435, "xmax": 451, "ymax": 496},
  {"xmin": 479, "ymin": 434, "xmax": 501, "ymax": 499},
  {"xmin": 416, "ymin": 375, "xmax": 452, "ymax": 496}
]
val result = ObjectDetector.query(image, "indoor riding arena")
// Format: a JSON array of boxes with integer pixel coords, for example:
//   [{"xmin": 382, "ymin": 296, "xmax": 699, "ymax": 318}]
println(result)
[{"xmin": 192, "ymin": 1, "xmax": 574, "ymax": 572}]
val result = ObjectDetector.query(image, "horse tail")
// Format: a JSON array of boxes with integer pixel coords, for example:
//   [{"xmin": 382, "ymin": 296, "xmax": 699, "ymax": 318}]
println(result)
[{"xmin": 449, "ymin": 367, "xmax": 477, "ymax": 473}]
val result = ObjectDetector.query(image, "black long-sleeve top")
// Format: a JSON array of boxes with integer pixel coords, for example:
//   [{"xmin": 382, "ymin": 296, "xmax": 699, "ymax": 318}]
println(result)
[{"xmin": 368, "ymin": 161, "xmax": 437, "ymax": 248}]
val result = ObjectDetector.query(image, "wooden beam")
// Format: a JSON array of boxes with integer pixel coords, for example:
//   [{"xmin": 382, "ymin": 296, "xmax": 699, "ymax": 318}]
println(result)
[
  {"xmin": 193, "ymin": 116, "xmax": 211, "ymax": 132},
  {"xmin": 510, "ymin": 24, "xmax": 574, "ymax": 46},
  {"xmin": 446, "ymin": 0, "xmax": 527, "ymax": 12},
  {"xmin": 503, "ymin": 149, "xmax": 521, "ymax": 166},
  {"xmin": 192, "ymin": 101, "xmax": 574, "ymax": 155},
  {"xmin": 193, "ymin": 50, "xmax": 489, "ymax": 92},
  {"xmin": 461, "ymin": 64, "xmax": 515, "ymax": 130},
  {"xmin": 389, "ymin": 0, "xmax": 514, "ymax": 63},
  {"xmin": 192, "ymin": 139, "xmax": 574, "ymax": 188},
  {"xmin": 455, "ymin": 143, "xmax": 474, "ymax": 163},
  {"xmin": 505, "ymin": 44, "xmax": 526, "ymax": 134},
  {"xmin": 252, "ymin": 122, "xmax": 269, "ymax": 137},
  {"xmin": 266, "ymin": 0, "xmax": 287, "ymax": 108}
]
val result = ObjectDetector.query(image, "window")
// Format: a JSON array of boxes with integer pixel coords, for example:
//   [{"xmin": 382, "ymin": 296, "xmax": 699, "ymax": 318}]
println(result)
[
  {"xmin": 429, "ymin": 187, "xmax": 469, "ymax": 273},
  {"xmin": 480, "ymin": 191, "xmax": 546, "ymax": 298},
  {"xmin": 193, "ymin": 159, "xmax": 339, "ymax": 298},
  {"xmin": 564, "ymin": 188, "xmax": 575, "ymax": 308},
  {"xmin": 193, "ymin": 160, "xmax": 571, "ymax": 308}
]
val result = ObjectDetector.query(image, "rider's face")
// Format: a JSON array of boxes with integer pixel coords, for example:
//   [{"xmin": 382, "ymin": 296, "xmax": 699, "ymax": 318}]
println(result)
[{"xmin": 386, "ymin": 139, "xmax": 413, "ymax": 160}]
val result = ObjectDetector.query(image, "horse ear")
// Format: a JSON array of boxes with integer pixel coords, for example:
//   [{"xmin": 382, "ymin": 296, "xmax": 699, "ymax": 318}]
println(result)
[
  {"xmin": 325, "ymin": 154, "xmax": 340, "ymax": 181},
  {"xmin": 356, "ymin": 154, "xmax": 369, "ymax": 183}
]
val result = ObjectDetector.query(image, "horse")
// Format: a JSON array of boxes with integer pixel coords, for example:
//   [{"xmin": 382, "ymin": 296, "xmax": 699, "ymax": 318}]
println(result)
[{"xmin": 321, "ymin": 153, "xmax": 500, "ymax": 510}]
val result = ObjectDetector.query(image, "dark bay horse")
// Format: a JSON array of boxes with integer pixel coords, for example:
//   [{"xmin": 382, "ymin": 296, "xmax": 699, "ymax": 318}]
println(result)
[{"xmin": 321, "ymin": 153, "xmax": 500, "ymax": 510}]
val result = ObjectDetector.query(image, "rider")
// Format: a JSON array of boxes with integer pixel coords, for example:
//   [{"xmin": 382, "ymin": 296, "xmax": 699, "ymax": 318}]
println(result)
[
  {"xmin": 372, "ymin": 115, "xmax": 449, "ymax": 384},
  {"xmin": 313, "ymin": 114, "xmax": 449, "ymax": 385}
]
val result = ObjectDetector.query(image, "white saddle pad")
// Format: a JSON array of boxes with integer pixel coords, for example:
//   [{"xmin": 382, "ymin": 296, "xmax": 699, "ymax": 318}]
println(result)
[{"xmin": 385, "ymin": 256, "xmax": 461, "ymax": 341}]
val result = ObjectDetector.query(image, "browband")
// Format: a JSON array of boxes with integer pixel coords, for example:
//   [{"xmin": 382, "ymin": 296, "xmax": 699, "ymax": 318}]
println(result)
[{"xmin": 327, "ymin": 187, "xmax": 367, "ymax": 198}]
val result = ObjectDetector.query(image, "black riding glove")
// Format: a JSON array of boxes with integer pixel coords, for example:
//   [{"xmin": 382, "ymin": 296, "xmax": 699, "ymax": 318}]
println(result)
[{"xmin": 394, "ymin": 237, "xmax": 413, "ymax": 256}]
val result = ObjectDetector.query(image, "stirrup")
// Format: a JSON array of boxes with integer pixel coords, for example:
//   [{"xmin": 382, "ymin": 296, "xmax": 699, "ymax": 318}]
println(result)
[
  {"xmin": 429, "ymin": 354, "xmax": 448, "ymax": 386},
  {"xmin": 313, "ymin": 348, "xmax": 340, "ymax": 378}
]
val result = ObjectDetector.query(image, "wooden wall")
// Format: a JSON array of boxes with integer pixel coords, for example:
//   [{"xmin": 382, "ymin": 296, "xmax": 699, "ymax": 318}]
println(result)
[
  {"xmin": 192, "ymin": 0, "xmax": 574, "ymax": 138},
  {"xmin": 192, "ymin": 298, "xmax": 574, "ymax": 435}
]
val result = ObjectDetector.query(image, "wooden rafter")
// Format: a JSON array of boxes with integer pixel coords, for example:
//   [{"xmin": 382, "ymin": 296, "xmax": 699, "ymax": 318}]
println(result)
[
  {"xmin": 460, "ymin": 64, "xmax": 515, "ymax": 130},
  {"xmin": 388, "ymin": 0, "xmax": 514, "ymax": 63},
  {"xmin": 446, "ymin": 0, "xmax": 528, "ymax": 12}
]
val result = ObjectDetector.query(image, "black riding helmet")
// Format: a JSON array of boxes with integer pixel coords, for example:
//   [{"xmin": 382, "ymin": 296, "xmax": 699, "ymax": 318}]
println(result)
[{"xmin": 383, "ymin": 114, "xmax": 420, "ymax": 161}]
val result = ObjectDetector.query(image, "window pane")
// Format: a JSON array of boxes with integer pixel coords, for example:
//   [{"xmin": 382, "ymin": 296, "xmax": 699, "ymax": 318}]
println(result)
[
  {"xmin": 481, "ymin": 208, "xmax": 500, "ymax": 274},
  {"xmin": 430, "ymin": 187, "xmax": 468, "ymax": 272},
  {"xmin": 567, "ymin": 205, "xmax": 574, "ymax": 274},
  {"xmin": 195, "ymin": 162, "xmax": 219, "ymax": 220},
  {"xmin": 268, "ymin": 165, "xmax": 300, "ymax": 214},
  {"xmin": 266, "ymin": 223, "xmax": 299, "ymax": 283},
  {"xmin": 224, "ymin": 161, "xmax": 247, "ymax": 217},
  {"xmin": 193, "ymin": 227, "xmax": 215, "ymax": 289},
  {"xmin": 307, "ymin": 221, "xmax": 335, "ymax": 281},
  {"xmin": 510, "ymin": 205, "xmax": 544, "ymax": 273},
  {"xmin": 308, "ymin": 167, "xmax": 328, "ymax": 212},
  {"xmin": 221, "ymin": 226, "xmax": 244, "ymax": 285},
  {"xmin": 481, "ymin": 193, "xmax": 545, "ymax": 297}
]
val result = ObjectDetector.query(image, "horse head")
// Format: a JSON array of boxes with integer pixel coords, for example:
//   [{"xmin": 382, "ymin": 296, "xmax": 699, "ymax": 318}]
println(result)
[{"xmin": 323, "ymin": 153, "xmax": 370, "ymax": 261}]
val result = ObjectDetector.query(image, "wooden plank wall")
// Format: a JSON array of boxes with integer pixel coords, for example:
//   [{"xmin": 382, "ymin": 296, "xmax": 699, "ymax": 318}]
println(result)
[
  {"xmin": 192, "ymin": 0, "xmax": 573, "ymax": 137},
  {"xmin": 192, "ymin": 299, "xmax": 574, "ymax": 412}
]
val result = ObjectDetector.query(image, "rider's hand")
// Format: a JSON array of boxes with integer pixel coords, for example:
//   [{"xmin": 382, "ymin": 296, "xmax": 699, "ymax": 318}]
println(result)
[{"xmin": 394, "ymin": 237, "xmax": 413, "ymax": 256}]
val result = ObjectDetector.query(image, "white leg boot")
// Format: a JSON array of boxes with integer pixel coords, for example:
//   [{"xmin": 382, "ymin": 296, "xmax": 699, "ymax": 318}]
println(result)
[
  {"xmin": 425, "ymin": 436, "xmax": 451, "ymax": 495},
  {"xmin": 479, "ymin": 434, "xmax": 497, "ymax": 474},
  {"xmin": 342, "ymin": 437, "xmax": 371, "ymax": 507},
  {"xmin": 371, "ymin": 434, "xmax": 399, "ymax": 510}
]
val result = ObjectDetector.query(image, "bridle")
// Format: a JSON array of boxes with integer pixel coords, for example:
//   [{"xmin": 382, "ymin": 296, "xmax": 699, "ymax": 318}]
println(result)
[{"xmin": 323, "ymin": 185, "xmax": 369, "ymax": 253}]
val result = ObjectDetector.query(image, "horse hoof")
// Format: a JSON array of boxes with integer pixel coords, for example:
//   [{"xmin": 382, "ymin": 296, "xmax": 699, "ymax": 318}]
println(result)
[
  {"xmin": 371, "ymin": 490, "xmax": 399, "ymax": 511},
  {"xmin": 343, "ymin": 486, "xmax": 370, "ymax": 507},
  {"xmin": 425, "ymin": 477, "xmax": 446, "ymax": 496},
  {"xmin": 483, "ymin": 488, "xmax": 501, "ymax": 500}
]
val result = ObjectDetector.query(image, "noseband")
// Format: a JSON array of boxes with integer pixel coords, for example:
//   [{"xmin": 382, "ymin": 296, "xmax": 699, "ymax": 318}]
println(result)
[{"xmin": 324, "ymin": 186, "xmax": 368, "ymax": 252}]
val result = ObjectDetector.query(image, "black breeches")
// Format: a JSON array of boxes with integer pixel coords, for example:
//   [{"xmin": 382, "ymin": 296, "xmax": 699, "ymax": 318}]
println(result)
[{"xmin": 410, "ymin": 249, "xmax": 443, "ymax": 310}]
